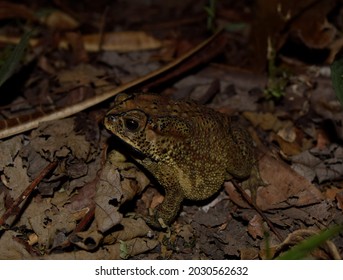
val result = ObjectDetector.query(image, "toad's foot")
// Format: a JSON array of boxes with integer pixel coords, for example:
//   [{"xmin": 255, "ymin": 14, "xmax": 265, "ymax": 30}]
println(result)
[
  {"xmin": 241, "ymin": 164, "xmax": 266, "ymax": 202},
  {"xmin": 143, "ymin": 190, "xmax": 183, "ymax": 229}
]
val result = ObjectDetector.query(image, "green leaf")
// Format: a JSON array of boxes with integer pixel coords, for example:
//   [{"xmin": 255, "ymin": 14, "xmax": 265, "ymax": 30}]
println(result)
[
  {"xmin": 331, "ymin": 52, "xmax": 343, "ymax": 107},
  {"xmin": 0, "ymin": 30, "xmax": 32, "ymax": 88},
  {"xmin": 277, "ymin": 224, "xmax": 343, "ymax": 260},
  {"xmin": 119, "ymin": 240, "xmax": 129, "ymax": 259},
  {"xmin": 225, "ymin": 22, "xmax": 247, "ymax": 32}
]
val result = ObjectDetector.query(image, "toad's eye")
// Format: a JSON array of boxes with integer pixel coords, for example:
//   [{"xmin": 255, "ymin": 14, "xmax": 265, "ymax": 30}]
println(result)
[{"xmin": 124, "ymin": 118, "xmax": 139, "ymax": 131}]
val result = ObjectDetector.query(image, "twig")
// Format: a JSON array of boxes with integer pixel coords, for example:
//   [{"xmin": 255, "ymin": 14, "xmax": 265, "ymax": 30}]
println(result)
[
  {"xmin": 0, "ymin": 161, "xmax": 58, "ymax": 226},
  {"xmin": 96, "ymin": 5, "xmax": 109, "ymax": 53},
  {"xmin": 232, "ymin": 180, "xmax": 284, "ymax": 242}
]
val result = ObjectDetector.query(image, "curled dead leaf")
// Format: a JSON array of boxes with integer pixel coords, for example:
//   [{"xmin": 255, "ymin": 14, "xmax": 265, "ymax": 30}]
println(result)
[{"xmin": 274, "ymin": 229, "xmax": 341, "ymax": 260}]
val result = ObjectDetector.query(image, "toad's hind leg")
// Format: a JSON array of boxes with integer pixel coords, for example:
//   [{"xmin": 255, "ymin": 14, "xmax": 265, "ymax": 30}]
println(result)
[
  {"xmin": 227, "ymin": 125, "xmax": 255, "ymax": 179},
  {"xmin": 227, "ymin": 125, "xmax": 265, "ymax": 200}
]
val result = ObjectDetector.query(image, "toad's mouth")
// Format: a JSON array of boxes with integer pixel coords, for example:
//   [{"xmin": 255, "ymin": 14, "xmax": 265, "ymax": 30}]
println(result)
[{"xmin": 109, "ymin": 133, "xmax": 147, "ymax": 161}]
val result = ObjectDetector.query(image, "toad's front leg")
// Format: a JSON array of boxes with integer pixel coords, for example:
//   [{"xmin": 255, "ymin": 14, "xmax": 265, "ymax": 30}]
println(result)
[
  {"xmin": 144, "ymin": 186, "xmax": 184, "ymax": 229},
  {"xmin": 139, "ymin": 159, "xmax": 185, "ymax": 228}
]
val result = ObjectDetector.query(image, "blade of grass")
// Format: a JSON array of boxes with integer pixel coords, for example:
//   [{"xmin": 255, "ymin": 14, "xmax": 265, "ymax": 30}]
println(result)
[
  {"xmin": 277, "ymin": 224, "xmax": 343, "ymax": 260},
  {"xmin": 331, "ymin": 51, "xmax": 343, "ymax": 107},
  {"xmin": 0, "ymin": 30, "xmax": 32, "ymax": 88}
]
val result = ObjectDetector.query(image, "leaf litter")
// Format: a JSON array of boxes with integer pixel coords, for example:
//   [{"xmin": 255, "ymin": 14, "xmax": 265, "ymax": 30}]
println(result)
[
  {"xmin": 0, "ymin": 0, "xmax": 343, "ymax": 260},
  {"xmin": 1, "ymin": 67, "xmax": 342, "ymax": 260}
]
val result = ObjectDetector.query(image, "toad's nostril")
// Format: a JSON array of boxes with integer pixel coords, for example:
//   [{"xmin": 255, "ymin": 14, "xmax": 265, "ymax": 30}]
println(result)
[{"xmin": 106, "ymin": 114, "xmax": 116, "ymax": 122}]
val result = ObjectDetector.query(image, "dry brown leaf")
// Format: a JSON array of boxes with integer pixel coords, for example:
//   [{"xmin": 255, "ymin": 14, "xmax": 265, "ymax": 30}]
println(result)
[
  {"xmin": 94, "ymin": 166, "xmax": 123, "ymax": 233},
  {"xmin": 173, "ymin": 75, "xmax": 218, "ymax": 101},
  {"xmin": 71, "ymin": 223, "xmax": 104, "ymax": 251},
  {"xmin": 336, "ymin": 192, "xmax": 343, "ymax": 211},
  {"xmin": 57, "ymin": 64, "xmax": 107, "ymax": 86},
  {"xmin": 243, "ymin": 112, "xmax": 284, "ymax": 132},
  {"xmin": 240, "ymin": 247, "xmax": 259, "ymax": 260},
  {"xmin": 98, "ymin": 50, "xmax": 161, "ymax": 83},
  {"xmin": 272, "ymin": 133, "xmax": 302, "ymax": 156},
  {"xmin": 193, "ymin": 199, "xmax": 230, "ymax": 227},
  {"xmin": 291, "ymin": 163, "xmax": 316, "ymax": 183},
  {"xmin": 302, "ymin": 201, "xmax": 332, "ymax": 222},
  {"xmin": 0, "ymin": 135, "xmax": 23, "ymax": 168},
  {"xmin": 247, "ymin": 215, "xmax": 264, "ymax": 239},
  {"xmin": 43, "ymin": 247, "xmax": 109, "ymax": 259},
  {"xmin": 66, "ymin": 176, "xmax": 97, "ymax": 211},
  {"xmin": 282, "ymin": 200, "xmax": 331, "ymax": 226},
  {"xmin": 256, "ymin": 150, "xmax": 323, "ymax": 210},
  {"xmin": 315, "ymin": 162, "xmax": 343, "ymax": 183},
  {"xmin": 0, "ymin": 231, "xmax": 33, "ymax": 259},
  {"xmin": 94, "ymin": 150, "xmax": 149, "ymax": 233},
  {"xmin": 177, "ymin": 224, "xmax": 194, "ymax": 243},
  {"xmin": 220, "ymin": 219, "xmax": 256, "ymax": 258},
  {"xmin": 20, "ymin": 201, "xmax": 79, "ymax": 249},
  {"xmin": 0, "ymin": 136, "xmax": 30, "ymax": 199},
  {"xmin": 29, "ymin": 118, "xmax": 93, "ymax": 161},
  {"xmin": 310, "ymin": 78, "xmax": 343, "ymax": 140},
  {"xmin": 292, "ymin": 145, "xmax": 343, "ymax": 183},
  {"xmin": 40, "ymin": 10, "xmax": 79, "ymax": 30},
  {"xmin": 277, "ymin": 125, "xmax": 297, "ymax": 143},
  {"xmin": 226, "ymin": 149, "xmax": 322, "ymax": 210},
  {"xmin": 80, "ymin": 31, "xmax": 162, "ymax": 52},
  {"xmin": 116, "ymin": 237, "xmax": 159, "ymax": 258},
  {"xmin": 324, "ymin": 186, "xmax": 342, "ymax": 201},
  {"xmin": 292, "ymin": 149, "xmax": 322, "ymax": 166},
  {"xmin": 103, "ymin": 218, "xmax": 152, "ymax": 245},
  {"xmin": 2, "ymin": 156, "xmax": 30, "ymax": 199}
]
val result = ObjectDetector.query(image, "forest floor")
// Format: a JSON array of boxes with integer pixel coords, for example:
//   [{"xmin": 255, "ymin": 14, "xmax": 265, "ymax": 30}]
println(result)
[{"xmin": 0, "ymin": 0, "xmax": 342, "ymax": 259}]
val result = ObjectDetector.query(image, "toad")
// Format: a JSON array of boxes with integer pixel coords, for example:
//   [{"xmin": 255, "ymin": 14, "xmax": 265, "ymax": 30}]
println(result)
[{"xmin": 104, "ymin": 93, "xmax": 263, "ymax": 228}]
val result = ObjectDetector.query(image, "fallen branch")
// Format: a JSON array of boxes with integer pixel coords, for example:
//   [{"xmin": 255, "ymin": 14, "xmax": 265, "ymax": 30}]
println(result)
[{"xmin": 0, "ymin": 161, "xmax": 58, "ymax": 227}]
